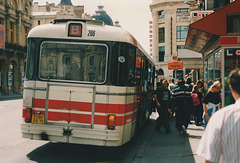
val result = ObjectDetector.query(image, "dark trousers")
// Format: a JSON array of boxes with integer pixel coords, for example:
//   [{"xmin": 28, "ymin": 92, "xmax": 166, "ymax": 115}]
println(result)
[
  {"xmin": 199, "ymin": 104, "xmax": 203, "ymax": 122},
  {"xmin": 175, "ymin": 107, "xmax": 189, "ymax": 131},
  {"xmin": 193, "ymin": 105, "xmax": 202, "ymax": 124},
  {"xmin": 155, "ymin": 106, "xmax": 170, "ymax": 132}
]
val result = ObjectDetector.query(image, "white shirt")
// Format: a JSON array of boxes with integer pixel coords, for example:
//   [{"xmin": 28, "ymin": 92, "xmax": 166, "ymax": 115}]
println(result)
[
  {"xmin": 168, "ymin": 83, "xmax": 175, "ymax": 91},
  {"xmin": 197, "ymin": 98, "xmax": 240, "ymax": 163}
]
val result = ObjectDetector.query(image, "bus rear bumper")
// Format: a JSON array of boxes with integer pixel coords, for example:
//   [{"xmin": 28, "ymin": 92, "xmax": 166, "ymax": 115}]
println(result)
[{"xmin": 21, "ymin": 123, "xmax": 122, "ymax": 146}]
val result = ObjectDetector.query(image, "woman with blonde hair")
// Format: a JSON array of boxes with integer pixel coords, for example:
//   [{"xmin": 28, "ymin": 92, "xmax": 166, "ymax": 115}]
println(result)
[{"xmin": 203, "ymin": 80, "xmax": 222, "ymax": 128}]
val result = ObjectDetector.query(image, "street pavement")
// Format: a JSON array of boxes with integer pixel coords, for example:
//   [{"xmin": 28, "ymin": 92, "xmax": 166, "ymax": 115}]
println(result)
[
  {"xmin": 132, "ymin": 112, "xmax": 205, "ymax": 163},
  {"xmin": 0, "ymin": 92, "xmax": 22, "ymax": 101}
]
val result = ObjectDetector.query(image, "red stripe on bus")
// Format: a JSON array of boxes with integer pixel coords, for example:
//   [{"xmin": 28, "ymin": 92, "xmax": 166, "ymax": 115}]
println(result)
[
  {"xmin": 70, "ymin": 113, "xmax": 91, "ymax": 124},
  {"xmin": 32, "ymin": 98, "xmax": 45, "ymax": 108},
  {"xmin": 22, "ymin": 108, "xmax": 136, "ymax": 126},
  {"xmin": 47, "ymin": 112, "xmax": 125, "ymax": 126},
  {"xmin": 32, "ymin": 98, "xmax": 138, "ymax": 114}
]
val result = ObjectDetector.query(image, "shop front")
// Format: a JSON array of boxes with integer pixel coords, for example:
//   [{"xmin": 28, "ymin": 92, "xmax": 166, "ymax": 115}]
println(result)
[{"xmin": 185, "ymin": 0, "xmax": 240, "ymax": 107}]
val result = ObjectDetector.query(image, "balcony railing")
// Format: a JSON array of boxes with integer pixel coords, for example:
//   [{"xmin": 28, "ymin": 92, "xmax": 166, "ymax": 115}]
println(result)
[{"xmin": 4, "ymin": 42, "xmax": 27, "ymax": 54}]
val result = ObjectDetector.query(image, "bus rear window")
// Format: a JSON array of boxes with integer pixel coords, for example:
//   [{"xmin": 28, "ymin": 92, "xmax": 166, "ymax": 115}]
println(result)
[{"xmin": 39, "ymin": 42, "xmax": 107, "ymax": 83}]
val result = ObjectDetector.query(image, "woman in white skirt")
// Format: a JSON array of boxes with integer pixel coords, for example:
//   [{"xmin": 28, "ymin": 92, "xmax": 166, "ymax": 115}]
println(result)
[{"xmin": 203, "ymin": 80, "xmax": 222, "ymax": 128}]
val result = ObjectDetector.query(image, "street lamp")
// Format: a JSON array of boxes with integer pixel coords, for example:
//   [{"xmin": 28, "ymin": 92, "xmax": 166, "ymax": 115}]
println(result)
[
  {"xmin": 184, "ymin": 0, "xmax": 204, "ymax": 10},
  {"xmin": 184, "ymin": 0, "xmax": 197, "ymax": 5}
]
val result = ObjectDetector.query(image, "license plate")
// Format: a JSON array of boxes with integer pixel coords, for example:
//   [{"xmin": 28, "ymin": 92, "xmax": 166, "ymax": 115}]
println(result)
[{"xmin": 32, "ymin": 114, "xmax": 44, "ymax": 124}]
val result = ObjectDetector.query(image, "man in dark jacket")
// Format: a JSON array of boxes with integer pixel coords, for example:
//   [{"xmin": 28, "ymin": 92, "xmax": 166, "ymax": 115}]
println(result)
[
  {"xmin": 153, "ymin": 79, "xmax": 172, "ymax": 133},
  {"xmin": 171, "ymin": 78, "xmax": 193, "ymax": 135}
]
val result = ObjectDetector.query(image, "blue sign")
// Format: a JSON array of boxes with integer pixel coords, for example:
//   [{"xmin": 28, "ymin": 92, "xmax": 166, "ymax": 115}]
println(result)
[
  {"xmin": 8, "ymin": 72, "xmax": 13, "ymax": 87},
  {"xmin": 21, "ymin": 73, "xmax": 25, "ymax": 86}
]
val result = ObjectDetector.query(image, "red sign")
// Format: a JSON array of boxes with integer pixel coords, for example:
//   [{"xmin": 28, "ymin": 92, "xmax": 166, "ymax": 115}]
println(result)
[
  {"xmin": 197, "ymin": 12, "xmax": 203, "ymax": 18},
  {"xmin": 68, "ymin": 23, "xmax": 82, "ymax": 37},
  {"xmin": 236, "ymin": 49, "xmax": 240, "ymax": 56},
  {"xmin": 220, "ymin": 36, "xmax": 240, "ymax": 45},
  {"xmin": 0, "ymin": 25, "xmax": 4, "ymax": 49},
  {"xmin": 172, "ymin": 55, "xmax": 178, "ymax": 61},
  {"xmin": 168, "ymin": 61, "xmax": 183, "ymax": 70}
]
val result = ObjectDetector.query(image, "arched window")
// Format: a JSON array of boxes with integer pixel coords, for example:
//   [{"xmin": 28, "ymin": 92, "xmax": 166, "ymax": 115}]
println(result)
[{"xmin": 158, "ymin": 69, "xmax": 164, "ymax": 75}]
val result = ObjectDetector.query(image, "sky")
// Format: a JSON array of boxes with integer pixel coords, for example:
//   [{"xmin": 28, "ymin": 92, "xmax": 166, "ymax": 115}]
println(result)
[{"xmin": 34, "ymin": 0, "xmax": 153, "ymax": 53}]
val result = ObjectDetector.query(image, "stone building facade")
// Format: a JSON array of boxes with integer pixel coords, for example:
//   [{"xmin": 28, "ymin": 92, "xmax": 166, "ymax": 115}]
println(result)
[
  {"xmin": 32, "ymin": 0, "xmax": 84, "ymax": 28},
  {"xmin": 150, "ymin": 0, "xmax": 203, "ymax": 82},
  {"xmin": 0, "ymin": 0, "xmax": 32, "ymax": 95}
]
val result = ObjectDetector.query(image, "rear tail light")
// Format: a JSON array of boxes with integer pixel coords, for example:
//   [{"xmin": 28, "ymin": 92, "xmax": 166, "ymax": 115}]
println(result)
[
  {"xmin": 137, "ymin": 95, "xmax": 140, "ymax": 103},
  {"xmin": 24, "ymin": 108, "xmax": 32, "ymax": 123},
  {"xmin": 108, "ymin": 114, "xmax": 116, "ymax": 130}
]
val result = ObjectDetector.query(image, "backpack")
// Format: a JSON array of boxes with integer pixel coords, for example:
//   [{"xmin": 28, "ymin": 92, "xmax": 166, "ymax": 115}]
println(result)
[{"xmin": 191, "ymin": 92, "xmax": 200, "ymax": 106}]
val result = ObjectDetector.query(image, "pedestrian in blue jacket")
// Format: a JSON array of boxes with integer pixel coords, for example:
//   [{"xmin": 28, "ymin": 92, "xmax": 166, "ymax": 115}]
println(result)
[{"xmin": 171, "ymin": 78, "xmax": 193, "ymax": 135}]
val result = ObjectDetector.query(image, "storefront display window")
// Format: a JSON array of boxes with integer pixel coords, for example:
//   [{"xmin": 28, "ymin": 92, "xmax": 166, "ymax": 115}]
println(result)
[
  {"xmin": 173, "ymin": 69, "xmax": 183, "ymax": 79},
  {"xmin": 224, "ymin": 48, "xmax": 240, "ymax": 106},
  {"xmin": 204, "ymin": 49, "xmax": 222, "ymax": 92},
  {"xmin": 204, "ymin": 59, "xmax": 208, "ymax": 91},
  {"xmin": 207, "ymin": 55, "xmax": 214, "ymax": 87},
  {"xmin": 215, "ymin": 50, "xmax": 221, "ymax": 80}
]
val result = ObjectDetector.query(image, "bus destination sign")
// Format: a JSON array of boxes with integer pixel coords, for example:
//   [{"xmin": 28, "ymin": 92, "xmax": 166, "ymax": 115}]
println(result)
[{"xmin": 68, "ymin": 23, "xmax": 82, "ymax": 37}]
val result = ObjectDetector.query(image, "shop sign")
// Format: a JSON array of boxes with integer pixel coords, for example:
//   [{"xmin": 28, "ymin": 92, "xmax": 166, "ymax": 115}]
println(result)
[
  {"xmin": 191, "ymin": 11, "xmax": 213, "ymax": 19},
  {"xmin": 236, "ymin": 49, "xmax": 240, "ymax": 56},
  {"xmin": 158, "ymin": 18, "xmax": 164, "ymax": 24},
  {"xmin": 168, "ymin": 61, "xmax": 183, "ymax": 70},
  {"xmin": 220, "ymin": 36, "xmax": 240, "ymax": 45},
  {"xmin": 177, "ymin": 13, "xmax": 190, "ymax": 22}
]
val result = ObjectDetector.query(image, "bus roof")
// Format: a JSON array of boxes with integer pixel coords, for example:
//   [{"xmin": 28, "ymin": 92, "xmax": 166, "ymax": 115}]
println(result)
[{"xmin": 28, "ymin": 19, "xmax": 154, "ymax": 64}]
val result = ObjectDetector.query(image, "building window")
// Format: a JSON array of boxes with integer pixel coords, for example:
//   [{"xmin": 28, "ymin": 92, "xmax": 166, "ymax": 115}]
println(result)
[
  {"xmin": 10, "ymin": 22, "xmax": 14, "ymax": 43},
  {"xmin": 176, "ymin": 8, "xmax": 189, "ymax": 13},
  {"xmin": 0, "ymin": 18, "xmax": 3, "ymax": 25},
  {"xmin": 158, "ymin": 46, "xmax": 165, "ymax": 62},
  {"xmin": 158, "ymin": 28, "xmax": 165, "ymax": 43},
  {"xmin": 38, "ymin": 20, "xmax": 40, "ymax": 25},
  {"xmin": 214, "ymin": 0, "xmax": 230, "ymax": 9},
  {"xmin": 158, "ymin": 10, "xmax": 164, "ymax": 24},
  {"xmin": 158, "ymin": 69, "xmax": 164, "ymax": 75},
  {"xmin": 177, "ymin": 26, "xmax": 188, "ymax": 42},
  {"xmin": 177, "ymin": 45, "xmax": 184, "ymax": 49},
  {"xmin": 227, "ymin": 14, "xmax": 240, "ymax": 34}
]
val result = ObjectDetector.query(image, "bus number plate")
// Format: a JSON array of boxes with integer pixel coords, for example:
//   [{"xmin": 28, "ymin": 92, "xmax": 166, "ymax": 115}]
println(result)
[{"xmin": 32, "ymin": 114, "xmax": 44, "ymax": 124}]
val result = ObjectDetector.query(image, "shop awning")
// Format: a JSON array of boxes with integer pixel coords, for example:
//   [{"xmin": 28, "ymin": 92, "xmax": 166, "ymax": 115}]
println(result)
[{"xmin": 185, "ymin": 0, "xmax": 240, "ymax": 53}]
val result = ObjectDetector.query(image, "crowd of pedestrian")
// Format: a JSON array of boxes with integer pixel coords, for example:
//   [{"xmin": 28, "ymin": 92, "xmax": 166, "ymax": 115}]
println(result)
[
  {"xmin": 151, "ymin": 75, "xmax": 222, "ymax": 135},
  {"xmin": 149, "ymin": 68, "xmax": 240, "ymax": 162}
]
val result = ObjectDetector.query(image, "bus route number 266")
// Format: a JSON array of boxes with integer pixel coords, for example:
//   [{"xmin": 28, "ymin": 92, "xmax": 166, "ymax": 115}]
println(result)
[{"xmin": 88, "ymin": 30, "xmax": 96, "ymax": 37}]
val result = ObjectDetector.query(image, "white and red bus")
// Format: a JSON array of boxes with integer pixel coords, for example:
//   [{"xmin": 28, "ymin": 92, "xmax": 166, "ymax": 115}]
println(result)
[{"xmin": 21, "ymin": 19, "xmax": 155, "ymax": 146}]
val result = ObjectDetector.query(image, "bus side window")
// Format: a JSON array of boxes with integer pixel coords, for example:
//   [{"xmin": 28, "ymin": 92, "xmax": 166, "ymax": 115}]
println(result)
[
  {"xmin": 63, "ymin": 55, "xmax": 71, "ymax": 80},
  {"xmin": 26, "ymin": 40, "xmax": 35, "ymax": 80},
  {"xmin": 128, "ymin": 46, "xmax": 136, "ymax": 86},
  {"xmin": 135, "ymin": 51, "xmax": 141, "ymax": 86},
  {"xmin": 111, "ymin": 43, "xmax": 126, "ymax": 86},
  {"xmin": 88, "ymin": 55, "xmax": 95, "ymax": 82}
]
